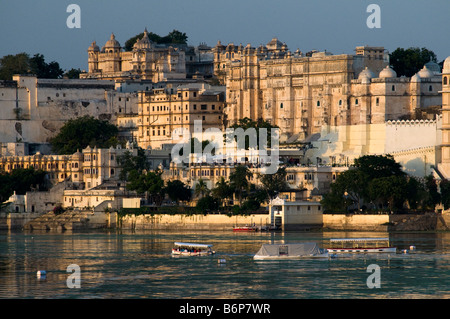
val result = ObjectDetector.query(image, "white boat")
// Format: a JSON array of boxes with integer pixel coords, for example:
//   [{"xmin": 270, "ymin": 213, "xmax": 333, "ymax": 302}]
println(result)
[
  {"xmin": 171, "ymin": 242, "xmax": 215, "ymax": 256},
  {"xmin": 253, "ymin": 242, "xmax": 329, "ymax": 260},
  {"xmin": 326, "ymin": 238, "xmax": 396, "ymax": 253}
]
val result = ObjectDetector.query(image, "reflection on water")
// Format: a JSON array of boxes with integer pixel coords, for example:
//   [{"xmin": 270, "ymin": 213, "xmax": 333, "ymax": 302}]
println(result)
[{"xmin": 0, "ymin": 230, "xmax": 449, "ymax": 298}]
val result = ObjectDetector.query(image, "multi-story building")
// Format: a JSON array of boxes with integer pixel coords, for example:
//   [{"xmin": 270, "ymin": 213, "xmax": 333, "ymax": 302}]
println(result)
[
  {"xmin": 213, "ymin": 40, "xmax": 442, "ymax": 143},
  {"xmin": 81, "ymin": 29, "xmax": 214, "ymax": 82},
  {"xmin": 0, "ymin": 75, "xmax": 137, "ymax": 147},
  {"xmin": 0, "ymin": 144, "xmax": 138, "ymax": 189},
  {"xmin": 137, "ymin": 83, "xmax": 225, "ymax": 149}
]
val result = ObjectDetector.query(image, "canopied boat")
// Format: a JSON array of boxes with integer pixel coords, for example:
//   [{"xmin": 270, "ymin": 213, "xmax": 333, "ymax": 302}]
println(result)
[
  {"xmin": 327, "ymin": 238, "xmax": 396, "ymax": 253},
  {"xmin": 253, "ymin": 242, "xmax": 329, "ymax": 260},
  {"xmin": 171, "ymin": 242, "xmax": 215, "ymax": 256}
]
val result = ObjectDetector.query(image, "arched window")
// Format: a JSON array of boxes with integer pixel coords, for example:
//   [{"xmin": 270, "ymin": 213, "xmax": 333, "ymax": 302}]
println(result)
[
  {"xmin": 444, "ymin": 77, "xmax": 448, "ymax": 86},
  {"xmin": 317, "ymin": 101, "xmax": 321, "ymax": 107}
]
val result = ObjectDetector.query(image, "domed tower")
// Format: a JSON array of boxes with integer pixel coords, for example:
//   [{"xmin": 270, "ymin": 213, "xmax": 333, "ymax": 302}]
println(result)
[
  {"xmin": 439, "ymin": 57, "xmax": 450, "ymax": 178},
  {"xmin": 131, "ymin": 29, "xmax": 154, "ymax": 75},
  {"xmin": 88, "ymin": 41, "xmax": 100, "ymax": 73},
  {"xmin": 103, "ymin": 33, "xmax": 122, "ymax": 73}
]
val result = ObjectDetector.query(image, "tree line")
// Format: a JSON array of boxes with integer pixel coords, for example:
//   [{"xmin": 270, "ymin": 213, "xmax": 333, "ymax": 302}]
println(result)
[{"xmin": 321, "ymin": 155, "xmax": 450, "ymax": 213}]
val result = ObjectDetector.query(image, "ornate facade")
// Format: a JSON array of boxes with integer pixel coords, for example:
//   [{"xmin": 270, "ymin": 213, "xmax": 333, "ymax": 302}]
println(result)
[
  {"xmin": 214, "ymin": 40, "xmax": 442, "ymax": 142},
  {"xmin": 137, "ymin": 84, "xmax": 225, "ymax": 149},
  {"xmin": 82, "ymin": 29, "xmax": 214, "ymax": 82}
]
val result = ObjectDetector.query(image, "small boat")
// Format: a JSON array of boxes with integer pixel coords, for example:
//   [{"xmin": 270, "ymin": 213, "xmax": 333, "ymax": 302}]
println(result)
[
  {"xmin": 171, "ymin": 242, "xmax": 215, "ymax": 256},
  {"xmin": 253, "ymin": 242, "xmax": 329, "ymax": 260},
  {"xmin": 233, "ymin": 225, "xmax": 258, "ymax": 232},
  {"xmin": 326, "ymin": 237, "xmax": 396, "ymax": 253}
]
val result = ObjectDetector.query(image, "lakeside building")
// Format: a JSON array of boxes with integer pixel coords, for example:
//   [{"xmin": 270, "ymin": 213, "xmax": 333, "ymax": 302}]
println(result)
[
  {"xmin": 0, "ymin": 75, "xmax": 137, "ymax": 147},
  {"xmin": 136, "ymin": 83, "xmax": 225, "ymax": 149},
  {"xmin": 268, "ymin": 196, "xmax": 323, "ymax": 231},
  {"xmin": 213, "ymin": 40, "xmax": 441, "ymax": 143},
  {"xmin": 164, "ymin": 158, "xmax": 348, "ymax": 202},
  {"xmin": 81, "ymin": 29, "xmax": 214, "ymax": 81},
  {"xmin": 0, "ymin": 143, "xmax": 170, "ymax": 190}
]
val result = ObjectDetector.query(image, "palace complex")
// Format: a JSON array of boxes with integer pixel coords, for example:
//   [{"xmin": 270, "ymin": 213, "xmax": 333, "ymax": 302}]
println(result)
[{"xmin": 1, "ymin": 30, "xmax": 450, "ymax": 218}]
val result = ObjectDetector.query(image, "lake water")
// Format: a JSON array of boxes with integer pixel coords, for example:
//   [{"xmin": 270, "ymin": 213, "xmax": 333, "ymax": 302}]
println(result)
[{"xmin": 1, "ymin": 230, "xmax": 450, "ymax": 299}]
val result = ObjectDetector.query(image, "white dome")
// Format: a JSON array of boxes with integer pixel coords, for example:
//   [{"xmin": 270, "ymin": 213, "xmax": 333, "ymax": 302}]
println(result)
[
  {"xmin": 379, "ymin": 65, "xmax": 397, "ymax": 78},
  {"xmin": 425, "ymin": 60, "xmax": 441, "ymax": 74},
  {"xmin": 418, "ymin": 65, "xmax": 434, "ymax": 78},
  {"xmin": 358, "ymin": 67, "xmax": 375, "ymax": 81},
  {"xmin": 443, "ymin": 56, "xmax": 450, "ymax": 73},
  {"xmin": 411, "ymin": 73, "xmax": 421, "ymax": 83}
]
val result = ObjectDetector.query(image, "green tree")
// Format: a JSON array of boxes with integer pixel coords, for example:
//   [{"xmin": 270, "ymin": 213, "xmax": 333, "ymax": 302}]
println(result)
[
  {"xmin": 29, "ymin": 54, "xmax": 63, "ymax": 79},
  {"xmin": 64, "ymin": 68, "xmax": 82, "ymax": 79},
  {"xmin": 425, "ymin": 175, "xmax": 441, "ymax": 209},
  {"xmin": 124, "ymin": 29, "xmax": 188, "ymax": 51},
  {"xmin": 439, "ymin": 179, "xmax": 450, "ymax": 210},
  {"xmin": 50, "ymin": 116, "xmax": 120, "ymax": 154},
  {"xmin": 127, "ymin": 170, "xmax": 165, "ymax": 205},
  {"xmin": 389, "ymin": 47, "xmax": 437, "ymax": 77},
  {"xmin": 117, "ymin": 148, "xmax": 149, "ymax": 181},
  {"xmin": 258, "ymin": 166, "xmax": 289, "ymax": 200},
  {"xmin": 0, "ymin": 53, "xmax": 30, "ymax": 80},
  {"xmin": 321, "ymin": 155, "xmax": 424, "ymax": 213},
  {"xmin": 368, "ymin": 175, "xmax": 408, "ymax": 211},
  {"xmin": 194, "ymin": 179, "xmax": 209, "ymax": 199},
  {"xmin": 227, "ymin": 117, "xmax": 279, "ymax": 149},
  {"xmin": 165, "ymin": 180, "xmax": 192, "ymax": 204},
  {"xmin": 211, "ymin": 177, "xmax": 234, "ymax": 206},
  {"xmin": 229, "ymin": 165, "xmax": 253, "ymax": 206},
  {"xmin": 321, "ymin": 168, "xmax": 366, "ymax": 212},
  {"xmin": 196, "ymin": 195, "xmax": 219, "ymax": 213},
  {"xmin": 0, "ymin": 168, "xmax": 48, "ymax": 203}
]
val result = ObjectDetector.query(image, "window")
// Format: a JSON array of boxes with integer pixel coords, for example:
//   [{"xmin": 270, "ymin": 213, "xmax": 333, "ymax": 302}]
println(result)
[
  {"xmin": 444, "ymin": 77, "xmax": 448, "ymax": 85},
  {"xmin": 279, "ymin": 245, "xmax": 288, "ymax": 256},
  {"xmin": 376, "ymin": 97, "xmax": 379, "ymax": 106},
  {"xmin": 355, "ymin": 99, "xmax": 359, "ymax": 105},
  {"xmin": 202, "ymin": 116, "xmax": 206, "ymax": 121},
  {"xmin": 429, "ymin": 85, "xmax": 433, "ymax": 92},
  {"xmin": 339, "ymin": 100, "xmax": 342, "ymax": 106},
  {"xmin": 317, "ymin": 101, "xmax": 320, "ymax": 107},
  {"xmin": 201, "ymin": 104, "xmax": 207, "ymax": 110},
  {"xmin": 392, "ymin": 85, "xmax": 396, "ymax": 92},
  {"xmin": 280, "ymin": 102, "xmax": 284, "ymax": 108},
  {"xmin": 193, "ymin": 104, "xmax": 197, "ymax": 110}
]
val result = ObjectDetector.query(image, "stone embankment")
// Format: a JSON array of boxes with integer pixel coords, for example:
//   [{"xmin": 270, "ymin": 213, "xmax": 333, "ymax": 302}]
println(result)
[
  {"xmin": 2, "ymin": 210, "xmax": 450, "ymax": 232},
  {"xmin": 22, "ymin": 210, "xmax": 115, "ymax": 231}
]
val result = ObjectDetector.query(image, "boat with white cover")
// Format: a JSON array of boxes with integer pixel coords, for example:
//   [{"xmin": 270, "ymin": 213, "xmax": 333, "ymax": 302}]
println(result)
[
  {"xmin": 171, "ymin": 242, "xmax": 215, "ymax": 256},
  {"xmin": 253, "ymin": 242, "xmax": 329, "ymax": 260},
  {"xmin": 327, "ymin": 238, "xmax": 396, "ymax": 253}
]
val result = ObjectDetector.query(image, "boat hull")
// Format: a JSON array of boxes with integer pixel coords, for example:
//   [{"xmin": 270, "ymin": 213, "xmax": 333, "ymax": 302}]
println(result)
[
  {"xmin": 253, "ymin": 253, "xmax": 329, "ymax": 260},
  {"xmin": 233, "ymin": 227, "xmax": 258, "ymax": 232},
  {"xmin": 326, "ymin": 247, "xmax": 397, "ymax": 253},
  {"xmin": 171, "ymin": 250, "xmax": 215, "ymax": 256}
]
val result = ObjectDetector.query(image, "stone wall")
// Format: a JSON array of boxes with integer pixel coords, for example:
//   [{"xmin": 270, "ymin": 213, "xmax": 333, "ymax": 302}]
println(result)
[
  {"xmin": 323, "ymin": 214, "xmax": 389, "ymax": 231},
  {"xmin": 323, "ymin": 212, "xmax": 447, "ymax": 231},
  {"xmin": 118, "ymin": 213, "xmax": 271, "ymax": 230}
]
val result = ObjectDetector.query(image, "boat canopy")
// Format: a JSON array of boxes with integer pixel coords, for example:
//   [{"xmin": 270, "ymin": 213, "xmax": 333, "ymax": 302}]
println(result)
[
  {"xmin": 329, "ymin": 238, "xmax": 389, "ymax": 242},
  {"xmin": 254, "ymin": 242, "xmax": 323, "ymax": 258},
  {"xmin": 174, "ymin": 242, "xmax": 213, "ymax": 248}
]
